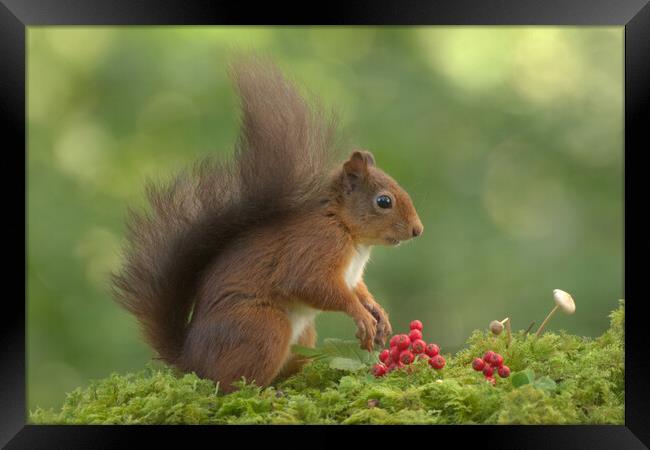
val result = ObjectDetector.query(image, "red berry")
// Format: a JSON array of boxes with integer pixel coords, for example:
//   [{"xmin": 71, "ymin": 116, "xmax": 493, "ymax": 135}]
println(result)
[
  {"xmin": 425, "ymin": 343, "xmax": 440, "ymax": 357},
  {"xmin": 373, "ymin": 363, "xmax": 387, "ymax": 377},
  {"xmin": 497, "ymin": 365, "xmax": 510, "ymax": 378},
  {"xmin": 472, "ymin": 358, "xmax": 486, "ymax": 371},
  {"xmin": 390, "ymin": 347, "xmax": 401, "ymax": 363},
  {"xmin": 411, "ymin": 339, "xmax": 427, "ymax": 354},
  {"xmin": 395, "ymin": 334, "xmax": 411, "ymax": 350},
  {"xmin": 399, "ymin": 350, "xmax": 415, "ymax": 365},
  {"xmin": 483, "ymin": 364, "xmax": 494, "ymax": 377},
  {"xmin": 492, "ymin": 353, "xmax": 504, "ymax": 367},
  {"xmin": 379, "ymin": 349, "xmax": 390, "ymax": 363},
  {"xmin": 408, "ymin": 329, "xmax": 423, "ymax": 342},
  {"xmin": 387, "ymin": 362, "xmax": 398, "ymax": 372},
  {"xmin": 429, "ymin": 354, "xmax": 446, "ymax": 370},
  {"xmin": 417, "ymin": 353, "xmax": 430, "ymax": 361},
  {"xmin": 410, "ymin": 320, "xmax": 423, "ymax": 331},
  {"xmin": 483, "ymin": 351, "xmax": 496, "ymax": 365},
  {"xmin": 485, "ymin": 376, "xmax": 496, "ymax": 386},
  {"xmin": 389, "ymin": 335, "xmax": 400, "ymax": 348}
]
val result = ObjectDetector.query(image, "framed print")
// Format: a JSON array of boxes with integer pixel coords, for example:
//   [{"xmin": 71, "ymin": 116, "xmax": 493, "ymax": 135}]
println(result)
[{"xmin": 2, "ymin": 0, "xmax": 648, "ymax": 447}]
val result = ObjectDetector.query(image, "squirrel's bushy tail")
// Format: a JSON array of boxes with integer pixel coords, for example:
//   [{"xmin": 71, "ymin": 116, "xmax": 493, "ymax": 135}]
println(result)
[{"xmin": 112, "ymin": 57, "xmax": 339, "ymax": 364}]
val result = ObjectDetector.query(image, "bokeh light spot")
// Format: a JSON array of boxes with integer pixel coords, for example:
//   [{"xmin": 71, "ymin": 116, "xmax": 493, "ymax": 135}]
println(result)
[
  {"xmin": 418, "ymin": 28, "xmax": 518, "ymax": 91},
  {"xmin": 511, "ymin": 29, "xmax": 583, "ymax": 104},
  {"xmin": 54, "ymin": 120, "xmax": 113, "ymax": 183},
  {"xmin": 48, "ymin": 28, "xmax": 115, "ymax": 69}
]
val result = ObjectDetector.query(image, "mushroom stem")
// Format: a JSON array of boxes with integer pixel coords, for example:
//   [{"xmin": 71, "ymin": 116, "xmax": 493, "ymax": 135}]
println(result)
[
  {"xmin": 535, "ymin": 305, "xmax": 559, "ymax": 337},
  {"xmin": 502, "ymin": 317, "xmax": 512, "ymax": 348}
]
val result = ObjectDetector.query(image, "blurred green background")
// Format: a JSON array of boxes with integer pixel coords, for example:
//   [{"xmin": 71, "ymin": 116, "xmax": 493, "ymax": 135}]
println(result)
[{"xmin": 27, "ymin": 27, "xmax": 623, "ymax": 410}]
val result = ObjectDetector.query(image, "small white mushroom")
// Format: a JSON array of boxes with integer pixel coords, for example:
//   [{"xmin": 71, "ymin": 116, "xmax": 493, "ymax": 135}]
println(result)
[
  {"xmin": 535, "ymin": 289, "xmax": 576, "ymax": 337},
  {"xmin": 553, "ymin": 289, "xmax": 576, "ymax": 314}
]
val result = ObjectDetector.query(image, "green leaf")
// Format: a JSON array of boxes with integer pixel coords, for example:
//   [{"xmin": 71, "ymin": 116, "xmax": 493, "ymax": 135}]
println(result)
[
  {"xmin": 511, "ymin": 369, "xmax": 535, "ymax": 388},
  {"xmin": 534, "ymin": 376, "xmax": 557, "ymax": 392},
  {"xmin": 291, "ymin": 345, "xmax": 324, "ymax": 358},
  {"xmin": 322, "ymin": 339, "xmax": 377, "ymax": 363},
  {"xmin": 328, "ymin": 357, "xmax": 366, "ymax": 371},
  {"xmin": 291, "ymin": 339, "xmax": 377, "ymax": 372}
]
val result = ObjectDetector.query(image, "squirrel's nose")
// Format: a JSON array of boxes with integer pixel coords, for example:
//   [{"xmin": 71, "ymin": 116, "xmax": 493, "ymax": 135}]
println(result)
[{"xmin": 412, "ymin": 223, "xmax": 423, "ymax": 238}]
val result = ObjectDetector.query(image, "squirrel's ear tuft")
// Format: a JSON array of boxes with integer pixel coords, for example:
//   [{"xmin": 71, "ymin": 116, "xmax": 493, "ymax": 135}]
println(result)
[
  {"xmin": 359, "ymin": 150, "xmax": 376, "ymax": 167},
  {"xmin": 343, "ymin": 150, "xmax": 374, "ymax": 175}
]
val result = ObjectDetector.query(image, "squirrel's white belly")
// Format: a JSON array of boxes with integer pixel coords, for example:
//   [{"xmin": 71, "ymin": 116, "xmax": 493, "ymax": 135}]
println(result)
[
  {"xmin": 287, "ymin": 303, "xmax": 320, "ymax": 345},
  {"xmin": 343, "ymin": 245, "xmax": 371, "ymax": 290}
]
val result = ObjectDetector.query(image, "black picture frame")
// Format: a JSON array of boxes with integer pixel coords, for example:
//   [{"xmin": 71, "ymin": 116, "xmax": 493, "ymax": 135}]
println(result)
[{"xmin": 2, "ymin": 1, "xmax": 648, "ymax": 447}]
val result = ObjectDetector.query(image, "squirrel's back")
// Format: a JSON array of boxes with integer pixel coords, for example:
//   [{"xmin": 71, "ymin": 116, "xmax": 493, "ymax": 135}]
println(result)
[{"xmin": 111, "ymin": 57, "xmax": 340, "ymax": 364}]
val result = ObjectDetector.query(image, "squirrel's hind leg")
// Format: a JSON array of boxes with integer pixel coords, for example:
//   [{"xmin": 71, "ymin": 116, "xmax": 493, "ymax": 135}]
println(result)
[{"xmin": 179, "ymin": 299, "xmax": 293, "ymax": 393}]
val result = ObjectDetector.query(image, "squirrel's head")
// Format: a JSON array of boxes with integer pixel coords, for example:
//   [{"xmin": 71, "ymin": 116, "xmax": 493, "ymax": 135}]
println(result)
[{"xmin": 334, "ymin": 150, "xmax": 423, "ymax": 246}]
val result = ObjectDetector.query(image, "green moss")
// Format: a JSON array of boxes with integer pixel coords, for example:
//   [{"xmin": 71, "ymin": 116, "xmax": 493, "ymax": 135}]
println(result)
[{"xmin": 30, "ymin": 301, "xmax": 624, "ymax": 425}]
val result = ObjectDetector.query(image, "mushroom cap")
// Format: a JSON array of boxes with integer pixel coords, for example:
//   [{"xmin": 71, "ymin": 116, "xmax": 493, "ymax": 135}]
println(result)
[
  {"xmin": 489, "ymin": 320, "xmax": 504, "ymax": 335},
  {"xmin": 553, "ymin": 289, "xmax": 576, "ymax": 314}
]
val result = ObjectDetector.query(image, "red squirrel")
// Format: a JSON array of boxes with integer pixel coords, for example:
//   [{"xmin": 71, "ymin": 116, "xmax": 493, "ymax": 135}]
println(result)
[{"xmin": 112, "ymin": 58, "xmax": 423, "ymax": 392}]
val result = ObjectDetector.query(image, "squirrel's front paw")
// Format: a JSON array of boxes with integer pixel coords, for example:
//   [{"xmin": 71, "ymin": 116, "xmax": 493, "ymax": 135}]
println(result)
[
  {"xmin": 374, "ymin": 314, "xmax": 392, "ymax": 347},
  {"xmin": 362, "ymin": 302, "xmax": 392, "ymax": 347},
  {"xmin": 354, "ymin": 312, "xmax": 377, "ymax": 352}
]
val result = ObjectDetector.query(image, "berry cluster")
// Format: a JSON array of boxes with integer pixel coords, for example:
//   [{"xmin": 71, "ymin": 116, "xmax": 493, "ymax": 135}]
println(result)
[
  {"xmin": 373, "ymin": 320, "xmax": 446, "ymax": 377},
  {"xmin": 471, "ymin": 350, "xmax": 510, "ymax": 385}
]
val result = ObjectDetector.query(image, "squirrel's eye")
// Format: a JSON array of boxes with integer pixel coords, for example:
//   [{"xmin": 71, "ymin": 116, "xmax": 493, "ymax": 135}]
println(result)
[{"xmin": 376, "ymin": 195, "xmax": 392, "ymax": 209}]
